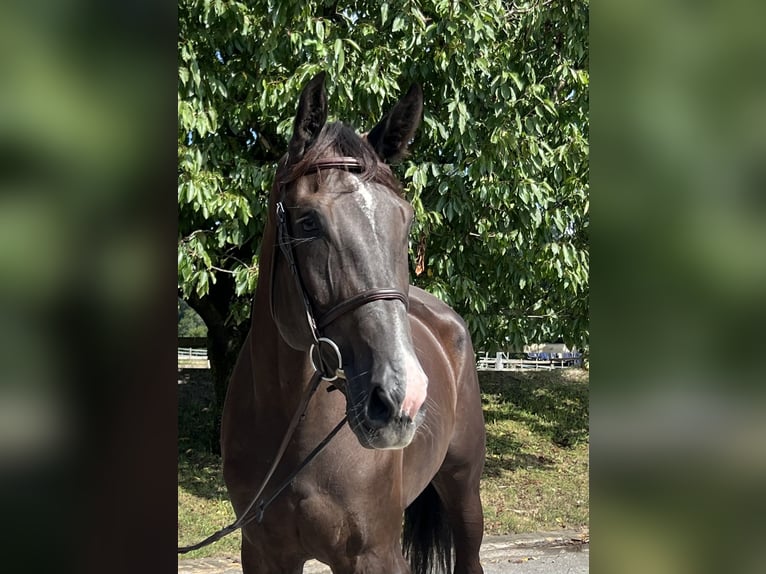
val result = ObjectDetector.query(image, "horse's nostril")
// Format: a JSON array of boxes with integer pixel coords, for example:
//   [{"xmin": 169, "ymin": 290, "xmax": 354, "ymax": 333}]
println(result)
[{"xmin": 366, "ymin": 386, "xmax": 395, "ymax": 427}]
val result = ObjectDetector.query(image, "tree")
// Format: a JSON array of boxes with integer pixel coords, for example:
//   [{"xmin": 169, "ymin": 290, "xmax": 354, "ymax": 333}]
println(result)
[
  {"xmin": 178, "ymin": 298, "xmax": 208, "ymax": 338},
  {"xmin": 178, "ymin": 0, "xmax": 589, "ymax": 414}
]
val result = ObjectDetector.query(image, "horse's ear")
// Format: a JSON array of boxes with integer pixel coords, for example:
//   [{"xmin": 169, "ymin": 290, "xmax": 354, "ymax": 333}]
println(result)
[
  {"xmin": 288, "ymin": 72, "xmax": 328, "ymax": 160},
  {"xmin": 366, "ymin": 83, "xmax": 423, "ymax": 163}
]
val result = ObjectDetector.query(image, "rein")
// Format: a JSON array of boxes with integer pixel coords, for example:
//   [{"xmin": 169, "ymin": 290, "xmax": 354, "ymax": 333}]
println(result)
[
  {"xmin": 178, "ymin": 156, "xmax": 408, "ymax": 555},
  {"xmin": 178, "ymin": 371, "xmax": 347, "ymax": 554}
]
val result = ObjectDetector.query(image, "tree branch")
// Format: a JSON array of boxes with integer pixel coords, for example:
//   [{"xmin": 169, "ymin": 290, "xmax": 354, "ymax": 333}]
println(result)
[{"xmin": 508, "ymin": 0, "xmax": 557, "ymax": 17}]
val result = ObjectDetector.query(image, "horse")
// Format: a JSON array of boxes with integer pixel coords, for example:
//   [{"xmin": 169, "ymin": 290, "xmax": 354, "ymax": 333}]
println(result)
[{"xmin": 221, "ymin": 72, "xmax": 486, "ymax": 574}]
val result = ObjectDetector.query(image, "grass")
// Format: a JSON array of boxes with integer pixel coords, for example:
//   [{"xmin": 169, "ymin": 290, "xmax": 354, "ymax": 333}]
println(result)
[
  {"xmin": 479, "ymin": 369, "xmax": 589, "ymax": 534},
  {"xmin": 178, "ymin": 368, "xmax": 589, "ymax": 559},
  {"xmin": 178, "ymin": 370, "xmax": 240, "ymax": 557}
]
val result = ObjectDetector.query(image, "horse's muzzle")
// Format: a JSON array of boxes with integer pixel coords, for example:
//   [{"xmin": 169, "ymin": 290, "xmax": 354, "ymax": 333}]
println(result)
[
  {"xmin": 350, "ymin": 410, "xmax": 419, "ymax": 450},
  {"xmin": 346, "ymin": 359, "xmax": 428, "ymax": 450}
]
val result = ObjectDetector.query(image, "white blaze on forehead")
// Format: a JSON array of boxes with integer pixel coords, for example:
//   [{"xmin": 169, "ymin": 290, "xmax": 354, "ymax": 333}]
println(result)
[
  {"xmin": 352, "ymin": 178, "xmax": 378, "ymax": 237},
  {"xmin": 347, "ymin": 178, "xmax": 426, "ymax": 418}
]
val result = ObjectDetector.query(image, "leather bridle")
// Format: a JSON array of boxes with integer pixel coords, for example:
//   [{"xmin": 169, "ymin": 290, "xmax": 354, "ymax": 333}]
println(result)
[{"xmin": 273, "ymin": 155, "xmax": 409, "ymax": 381}]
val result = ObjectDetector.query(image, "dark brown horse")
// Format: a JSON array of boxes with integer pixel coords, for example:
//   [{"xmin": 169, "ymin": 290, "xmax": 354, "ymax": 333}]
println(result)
[{"xmin": 221, "ymin": 73, "xmax": 486, "ymax": 574}]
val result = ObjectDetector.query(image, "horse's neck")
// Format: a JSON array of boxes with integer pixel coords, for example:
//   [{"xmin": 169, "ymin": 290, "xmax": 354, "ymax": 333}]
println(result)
[{"xmin": 248, "ymin": 260, "xmax": 315, "ymax": 410}]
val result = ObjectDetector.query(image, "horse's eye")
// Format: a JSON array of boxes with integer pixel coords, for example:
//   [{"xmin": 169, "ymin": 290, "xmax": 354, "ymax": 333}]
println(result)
[{"xmin": 297, "ymin": 214, "xmax": 320, "ymax": 234}]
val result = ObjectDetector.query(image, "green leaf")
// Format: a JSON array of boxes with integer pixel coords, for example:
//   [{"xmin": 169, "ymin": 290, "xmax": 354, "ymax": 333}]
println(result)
[
  {"xmin": 185, "ymin": 181, "xmax": 196, "ymax": 204},
  {"xmin": 334, "ymin": 38, "xmax": 344, "ymax": 72},
  {"xmin": 345, "ymin": 38, "xmax": 361, "ymax": 52},
  {"xmin": 196, "ymin": 270, "xmax": 209, "ymax": 297},
  {"xmin": 509, "ymin": 72, "xmax": 523, "ymax": 91},
  {"xmin": 190, "ymin": 59, "xmax": 201, "ymax": 88}
]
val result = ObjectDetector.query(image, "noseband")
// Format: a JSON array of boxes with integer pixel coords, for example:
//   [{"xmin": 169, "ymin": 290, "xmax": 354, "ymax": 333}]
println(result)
[{"xmin": 273, "ymin": 156, "xmax": 409, "ymax": 381}]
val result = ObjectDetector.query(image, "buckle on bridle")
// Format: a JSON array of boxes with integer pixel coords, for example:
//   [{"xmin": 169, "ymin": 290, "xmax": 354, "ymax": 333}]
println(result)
[{"xmin": 309, "ymin": 337, "xmax": 345, "ymax": 381}]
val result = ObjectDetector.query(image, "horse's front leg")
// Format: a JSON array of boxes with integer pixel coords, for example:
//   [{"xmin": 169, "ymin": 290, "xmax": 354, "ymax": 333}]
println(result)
[{"xmin": 240, "ymin": 528, "xmax": 305, "ymax": 574}]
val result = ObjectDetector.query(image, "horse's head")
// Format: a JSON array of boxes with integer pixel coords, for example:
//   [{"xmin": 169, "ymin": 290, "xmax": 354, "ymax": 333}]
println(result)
[{"xmin": 270, "ymin": 72, "xmax": 427, "ymax": 450}]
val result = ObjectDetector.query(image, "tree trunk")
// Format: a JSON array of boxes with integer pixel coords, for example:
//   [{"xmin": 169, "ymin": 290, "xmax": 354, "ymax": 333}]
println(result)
[
  {"xmin": 183, "ymin": 277, "xmax": 249, "ymax": 454},
  {"xmin": 205, "ymin": 322, "xmax": 247, "ymax": 454}
]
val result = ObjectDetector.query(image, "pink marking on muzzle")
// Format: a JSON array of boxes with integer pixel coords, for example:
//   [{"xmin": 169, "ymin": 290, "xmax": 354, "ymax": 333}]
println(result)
[{"xmin": 400, "ymin": 354, "xmax": 428, "ymax": 419}]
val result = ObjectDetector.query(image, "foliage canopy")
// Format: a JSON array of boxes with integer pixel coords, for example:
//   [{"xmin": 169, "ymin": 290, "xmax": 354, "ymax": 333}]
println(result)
[
  {"xmin": 178, "ymin": 0, "xmax": 589, "ymax": 351},
  {"xmin": 178, "ymin": 298, "xmax": 208, "ymax": 337}
]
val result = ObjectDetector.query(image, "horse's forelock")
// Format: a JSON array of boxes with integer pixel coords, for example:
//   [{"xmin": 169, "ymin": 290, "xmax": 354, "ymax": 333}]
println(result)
[{"xmin": 277, "ymin": 122, "xmax": 401, "ymax": 194}]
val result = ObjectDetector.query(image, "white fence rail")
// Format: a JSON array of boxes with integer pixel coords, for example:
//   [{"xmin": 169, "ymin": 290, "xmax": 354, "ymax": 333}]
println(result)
[
  {"xmin": 178, "ymin": 347, "xmax": 209, "ymax": 368},
  {"xmin": 178, "ymin": 347, "xmax": 582, "ymax": 371},
  {"xmin": 476, "ymin": 351, "xmax": 582, "ymax": 371}
]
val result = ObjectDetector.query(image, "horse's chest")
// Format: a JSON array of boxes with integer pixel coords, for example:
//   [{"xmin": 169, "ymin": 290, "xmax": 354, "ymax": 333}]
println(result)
[{"xmin": 287, "ymin": 481, "xmax": 401, "ymax": 559}]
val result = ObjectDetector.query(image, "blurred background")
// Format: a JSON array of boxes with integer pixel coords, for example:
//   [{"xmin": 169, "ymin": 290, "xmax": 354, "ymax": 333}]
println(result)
[
  {"xmin": 594, "ymin": 0, "xmax": 766, "ymax": 572},
  {"xmin": 1, "ymin": 0, "xmax": 765, "ymax": 572},
  {"xmin": 0, "ymin": 1, "xmax": 175, "ymax": 573}
]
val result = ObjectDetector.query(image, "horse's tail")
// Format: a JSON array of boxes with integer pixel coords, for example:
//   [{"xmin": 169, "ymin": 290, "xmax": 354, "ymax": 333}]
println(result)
[{"xmin": 403, "ymin": 482, "xmax": 453, "ymax": 574}]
